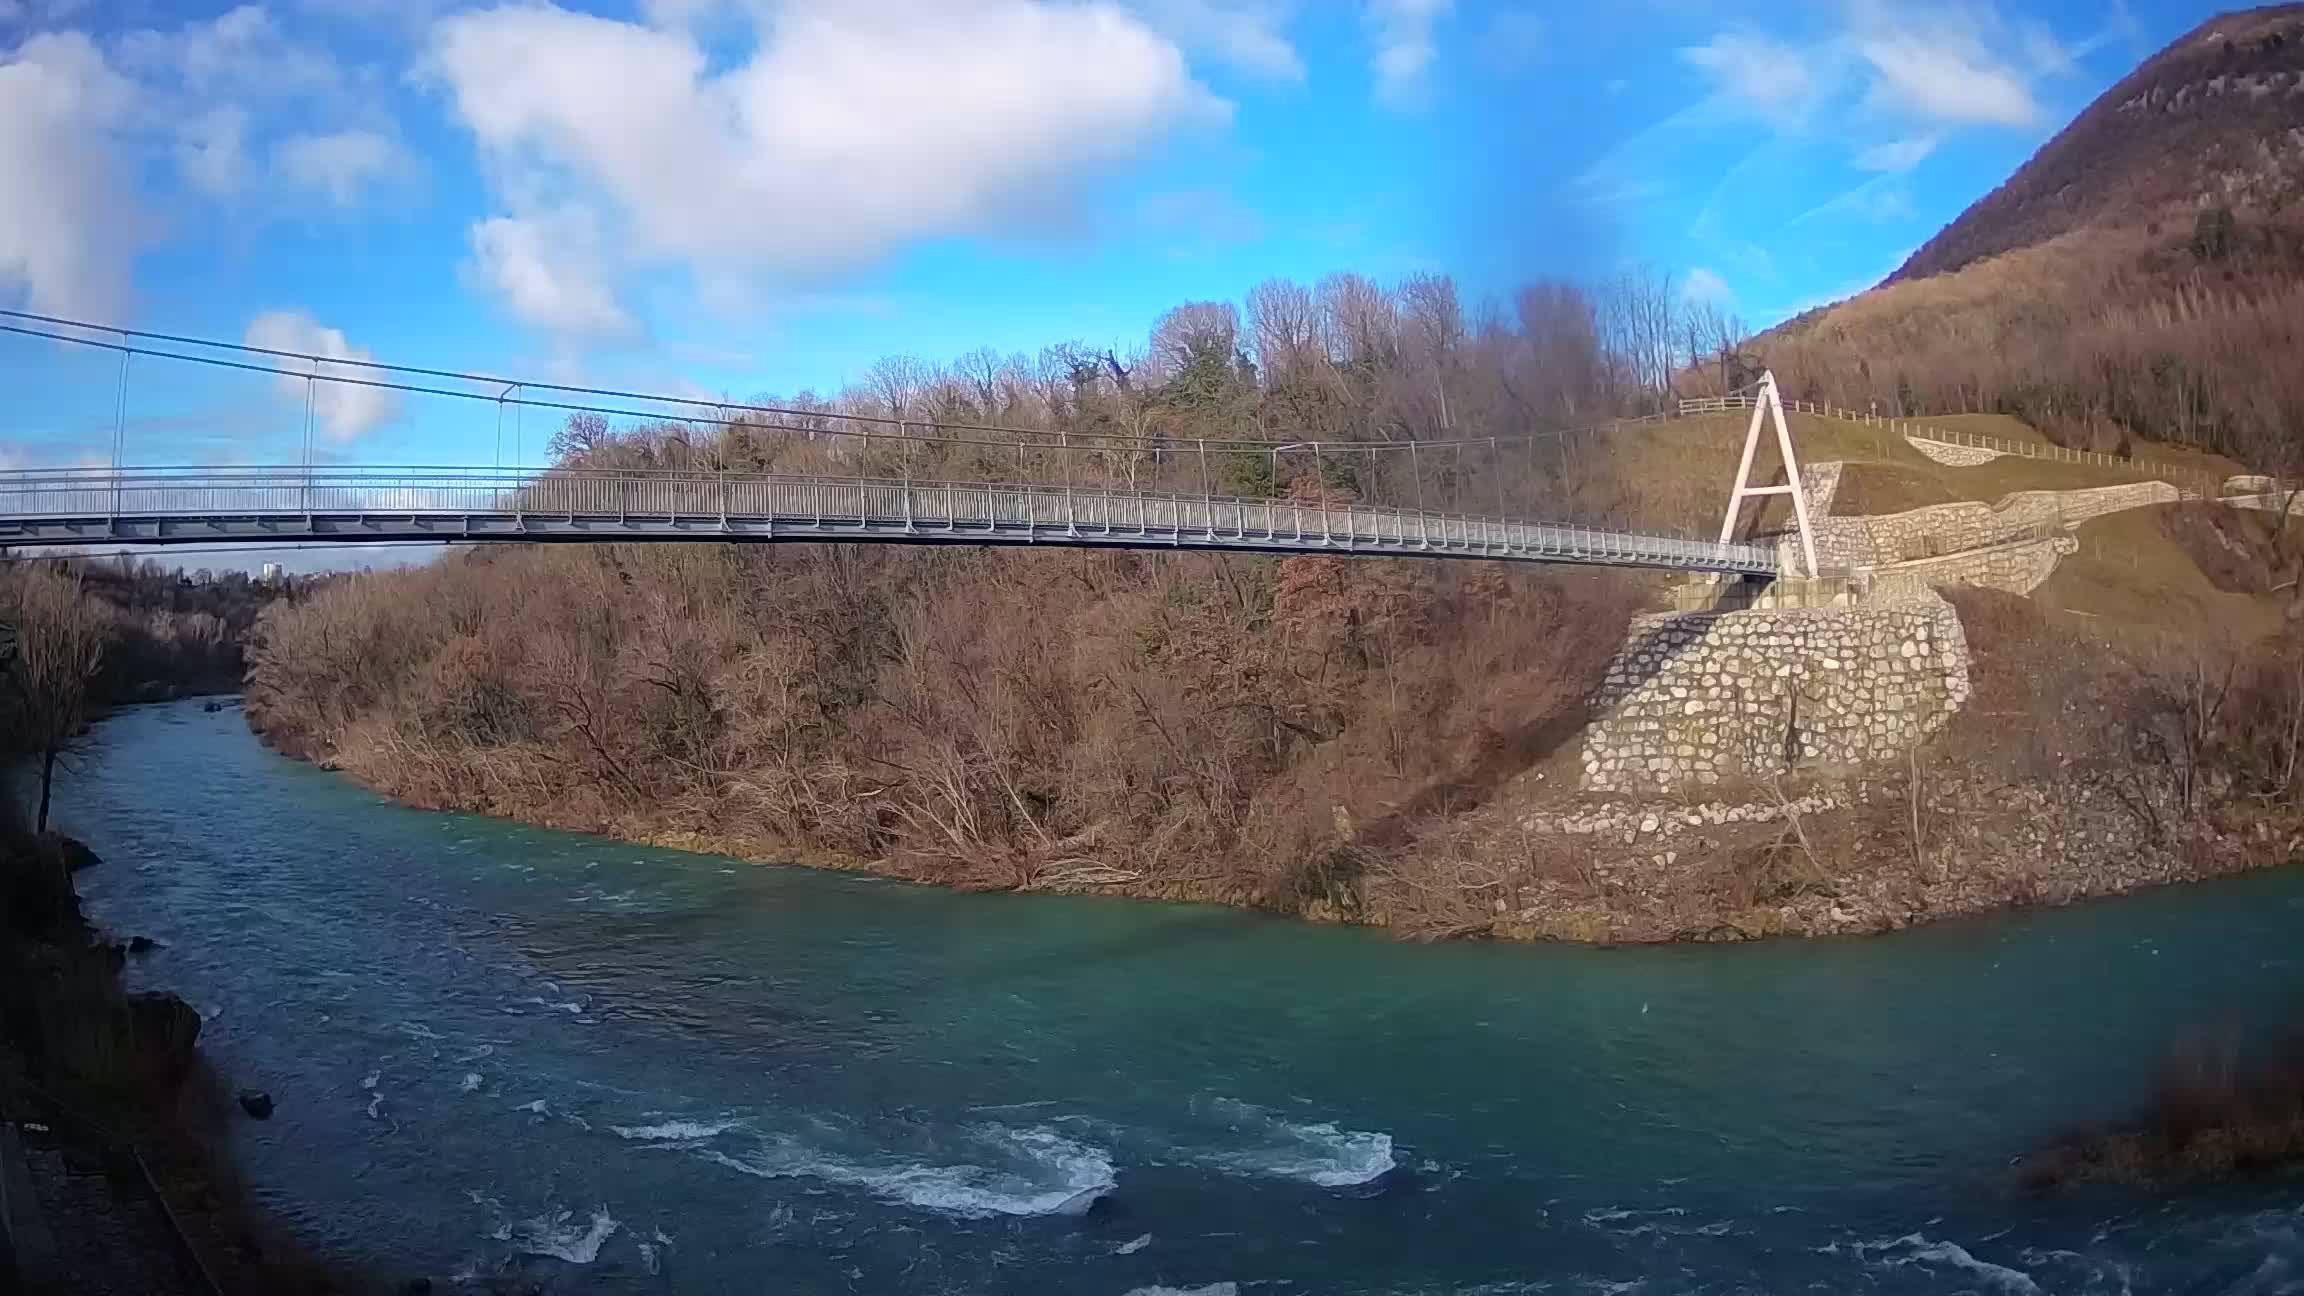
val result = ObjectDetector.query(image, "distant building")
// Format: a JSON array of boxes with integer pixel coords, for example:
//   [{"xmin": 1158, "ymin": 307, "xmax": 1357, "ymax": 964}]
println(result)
[{"xmin": 260, "ymin": 562, "xmax": 285, "ymax": 583}]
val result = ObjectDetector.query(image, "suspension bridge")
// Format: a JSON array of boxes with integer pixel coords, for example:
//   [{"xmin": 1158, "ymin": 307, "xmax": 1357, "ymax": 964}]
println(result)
[{"xmin": 0, "ymin": 312, "xmax": 1791, "ymax": 577}]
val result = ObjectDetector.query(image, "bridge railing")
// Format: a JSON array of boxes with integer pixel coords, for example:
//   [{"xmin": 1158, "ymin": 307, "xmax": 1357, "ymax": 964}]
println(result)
[{"xmin": 0, "ymin": 465, "xmax": 1779, "ymax": 573}]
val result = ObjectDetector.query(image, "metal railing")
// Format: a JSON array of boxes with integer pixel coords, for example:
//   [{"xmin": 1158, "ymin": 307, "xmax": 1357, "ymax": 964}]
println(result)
[
  {"xmin": 1677, "ymin": 394, "xmax": 2223, "ymax": 491},
  {"xmin": 0, "ymin": 465, "xmax": 1782, "ymax": 576}
]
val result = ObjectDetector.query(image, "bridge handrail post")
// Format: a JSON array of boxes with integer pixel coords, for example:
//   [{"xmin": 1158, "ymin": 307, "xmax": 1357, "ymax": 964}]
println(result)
[
  {"xmin": 1410, "ymin": 441, "xmax": 1428, "ymax": 548},
  {"xmin": 1489, "ymin": 437, "xmax": 1504, "ymax": 533},
  {"xmin": 1062, "ymin": 431, "xmax": 1076, "ymax": 536},
  {"xmin": 1313, "ymin": 442, "xmax": 1331, "ymax": 545},
  {"xmin": 900, "ymin": 422, "xmax": 916, "ymax": 534}
]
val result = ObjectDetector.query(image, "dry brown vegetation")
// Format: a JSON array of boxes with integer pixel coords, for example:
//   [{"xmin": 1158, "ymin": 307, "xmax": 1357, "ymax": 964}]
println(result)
[
  {"xmin": 242, "ymin": 265, "xmax": 1778, "ymax": 929},
  {"xmin": 247, "ymin": 537, "xmax": 1641, "ymax": 926},
  {"xmin": 2021, "ymin": 1029, "xmax": 2304, "ymax": 1189}
]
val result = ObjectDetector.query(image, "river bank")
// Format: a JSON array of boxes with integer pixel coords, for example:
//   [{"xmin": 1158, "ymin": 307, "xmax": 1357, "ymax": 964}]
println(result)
[
  {"xmin": 248, "ymin": 692, "xmax": 2287, "ymax": 946},
  {"xmin": 0, "ymin": 822, "xmax": 389, "ymax": 1294},
  {"xmin": 242, "ymin": 539, "xmax": 2304, "ymax": 946}
]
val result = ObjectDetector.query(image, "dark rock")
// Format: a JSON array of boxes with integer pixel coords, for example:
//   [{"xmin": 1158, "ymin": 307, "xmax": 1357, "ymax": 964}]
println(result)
[
  {"xmin": 130, "ymin": 993, "xmax": 203, "ymax": 1090},
  {"xmin": 237, "ymin": 1089, "xmax": 275, "ymax": 1120},
  {"xmin": 55, "ymin": 836, "xmax": 101, "ymax": 872},
  {"xmin": 126, "ymin": 936, "xmax": 158, "ymax": 954},
  {"xmin": 203, "ymin": 700, "xmax": 224, "ymax": 713}
]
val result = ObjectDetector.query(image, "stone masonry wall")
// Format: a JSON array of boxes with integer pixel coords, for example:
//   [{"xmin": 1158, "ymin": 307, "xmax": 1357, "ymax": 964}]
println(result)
[
  {"xmin": 1579, "ymin": 597, "xmax": 1970, "ymax": 795},
  {"xmin": 1800, "ymin": 461, "xmax": 1844, "ymax": 517},
  {"xmin": 1856, "ymin": 481, "xmax": 2178, "ymax": 562},
  {"xmin": 1907, "ymin": 437, "xmax": 2005, "ymax": 467},
  {"xmin": 1871, "ymin": 535, "xmax": 2078, "ymax": 600}
]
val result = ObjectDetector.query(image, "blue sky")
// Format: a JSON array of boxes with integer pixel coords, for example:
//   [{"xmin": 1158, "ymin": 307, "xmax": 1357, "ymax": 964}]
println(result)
[{"xmin": 0, "ymin": 0, "xmax": 2224, "ymax": 471}]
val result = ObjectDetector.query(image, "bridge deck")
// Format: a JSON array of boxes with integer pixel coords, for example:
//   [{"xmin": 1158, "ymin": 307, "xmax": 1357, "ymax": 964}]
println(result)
[{"xmin": 0, "ymin": 467, "xmax": 1780, "ymax": 576}]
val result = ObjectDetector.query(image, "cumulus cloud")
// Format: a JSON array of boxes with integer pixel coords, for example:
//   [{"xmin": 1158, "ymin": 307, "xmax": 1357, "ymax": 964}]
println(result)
[
  {"xmin": 0, "ymin": 31, "xmax": 142, "ymax": 318},
  {"xmin": 427, "ymin": 0, "xmax": 1227, "ymax": 338},
  {"xmin": 277, "ymin": 127, "xmax": 411, "ymax": 205},
  {"xmin": 1, "ymin": 8, "xmax": 419, "ymax": 324},
  {"xmin": 1366, "ymin": 0, "xmax": 1449, "ymax": 110},
  {"xmin": 1681, "ymin": 30, "xmax": 1821, "ymax": 126},
  {"xmin": 467, "ymin": 211, "xmax": 634, "ymax": 339},
  {"xmin": 243, "ymin": 310, "xmax": 403, "ymax": 443}
]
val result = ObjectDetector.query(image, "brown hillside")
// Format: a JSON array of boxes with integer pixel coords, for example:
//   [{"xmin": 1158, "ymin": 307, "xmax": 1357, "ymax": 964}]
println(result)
[
  {"xmin": 1890, "ymin": 4, "xmax": 2304, "ymax": 284},
  {"xmin": 1751, "ymin": 10, "xmax": 2304, "ymax": 471}
]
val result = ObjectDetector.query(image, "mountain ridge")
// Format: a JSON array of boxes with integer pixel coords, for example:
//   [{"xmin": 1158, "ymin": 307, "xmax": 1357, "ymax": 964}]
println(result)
[{"xmin": 1886, "ymin": 3, "xmax": 2304, "ymax": 286}]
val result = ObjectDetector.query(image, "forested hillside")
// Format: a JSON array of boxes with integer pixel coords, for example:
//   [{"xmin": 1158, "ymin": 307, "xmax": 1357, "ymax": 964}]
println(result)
[{"xmin": 1755, "ymin": 6, "xmax": 2304, "ymax": 474}]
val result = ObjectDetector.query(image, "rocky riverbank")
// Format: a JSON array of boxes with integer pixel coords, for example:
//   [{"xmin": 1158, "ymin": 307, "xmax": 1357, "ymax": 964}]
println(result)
[{"xmin": 0, "ymin": 828, "xmax": 383, "ymax": 1294}]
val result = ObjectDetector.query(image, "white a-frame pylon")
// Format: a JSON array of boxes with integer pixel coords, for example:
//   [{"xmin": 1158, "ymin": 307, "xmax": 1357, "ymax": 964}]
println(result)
[{"xmin": 1716, "ymin": 370, "xmax": 1820, "ymax": 579}]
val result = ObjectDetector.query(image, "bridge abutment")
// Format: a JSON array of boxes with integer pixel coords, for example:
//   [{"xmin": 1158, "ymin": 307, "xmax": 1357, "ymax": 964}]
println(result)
[{"xmin": 1576, "ymin": 591, "xmax": 1971, "ymax": 795}]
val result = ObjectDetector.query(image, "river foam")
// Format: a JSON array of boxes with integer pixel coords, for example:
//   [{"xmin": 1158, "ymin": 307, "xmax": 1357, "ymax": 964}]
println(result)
[
  {"xmin": 611, "ymin": 1119, "xmax": 742, "ymax": 1143},
  {"xmin": 695, "ymin": 1123, "xmax": 1116, "ymax": 1219},
  {"xmin": 1199, "ymin": 1098, "xmax": 1397, "ymax": 1187},
  {"xmin": 503, "ymin": 1205, "xmax": 621, "ymax": 1265},
  {"xmin": 1859, "ymin": 1234, "xmax": 2041, "ymax": 1295}
]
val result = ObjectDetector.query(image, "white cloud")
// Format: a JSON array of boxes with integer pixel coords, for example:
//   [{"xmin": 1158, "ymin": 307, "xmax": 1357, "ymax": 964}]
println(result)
[
  {"xmin": 1366, "ymin": 0, "xmax": 1449, "ymax": 110},
  {"xmin": 1136, "ymin": 0, "xmax": 1302, "ymax": 82},
  {"xmin": 118, "ymin": 4, "xmax": 342, "ymax": 104},
  {"xmin": 1682, "ymin": 268, "xmax": 1732, "ymax": 304},
  {"xmin": 467, "ymin": 212, "xmax": 634, "ymax": 339},
  {"xmin": 0, "ymin": 31, "xmax": 142, "ymax": 318},
  {"xmin": 428, "ymin": 1, "xmax": 1227, "ymax": 339},
  {"xmin": 177, "ymin": 106, "xmax": 249, "ymax": 198},
  {"xmin": 1853, "ymin": 134, "xmax": 1937, "ymax": 172},
  {"xmin": 1857, "ymin": 32, "xmax": 2038, "ymax": 127},
  {"xmin": 243, "ymin": 310, "xmax": 403, "ymax": 444},
  {"xmin": 2017, "ymin": 20, "xmax": 2074, "ymax": 77},
  {"xmin": 1681, "ymin": 30, "xmax": 1821, "ymax": 126},
  {"xmin": 277, "ymin": 127, "xmax": 410, "ymax": 205}
]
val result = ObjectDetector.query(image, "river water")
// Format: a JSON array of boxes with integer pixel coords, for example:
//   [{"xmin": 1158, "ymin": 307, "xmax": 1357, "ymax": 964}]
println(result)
[{"xmin": 55, "ymin": 699, "xmax": 2304, "ymax": 1294}]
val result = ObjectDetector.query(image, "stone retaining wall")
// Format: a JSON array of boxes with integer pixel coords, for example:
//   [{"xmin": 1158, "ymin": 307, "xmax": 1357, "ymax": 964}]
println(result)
[
  {"xmin": 1907, "ymin": 437, "xmax": 2005, "ymax": 467},
  {"xmin": 1800, "ymin": 461, "xmax": 1844, "ymax": 517},
  {"xmin": 1579, "ymin": 597, "xmax": 1970, "ymax": 794},
  {"xmin": 1871, "ymin": 535, "xmax": 2078, "ymax": 599},
  {"xmin": 1857, "ymin": 481, "xmax": 2177, "ymax": 561}
]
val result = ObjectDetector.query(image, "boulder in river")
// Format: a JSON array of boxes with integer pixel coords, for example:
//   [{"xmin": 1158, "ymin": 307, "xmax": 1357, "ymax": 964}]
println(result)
[
  {"xmin": 237, "ymin": 1089, "xmax": 276, "ymax": 1120},
  {"xmin": 126, "ymin": 935, "xmax": 159, "ymax": 954}
]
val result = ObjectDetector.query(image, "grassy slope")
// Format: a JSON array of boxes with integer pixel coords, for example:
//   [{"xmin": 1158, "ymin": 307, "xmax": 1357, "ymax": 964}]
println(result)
[{"xmin": 1609, "ymin": 409, "xmax": 2284, "ymax": 640}]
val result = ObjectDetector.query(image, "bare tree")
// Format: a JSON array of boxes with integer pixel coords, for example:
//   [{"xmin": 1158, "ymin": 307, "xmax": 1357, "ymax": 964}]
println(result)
[
  {"xmin": 3, "ymin": 567, "xmax": 112, "ymax": 833},
  {"xmin": 863, "ymin": 354, "xmax": 937, "ymax": 422},
  {"xmin": 1246, "ymin": 277, "xmax": 1320, "ymax": 383}
]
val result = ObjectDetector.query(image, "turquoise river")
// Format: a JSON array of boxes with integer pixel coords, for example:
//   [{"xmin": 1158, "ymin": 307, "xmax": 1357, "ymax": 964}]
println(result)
[{"xmin": 56, "ymin": 699, "xmax": 2304, "ymax": 1294}]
